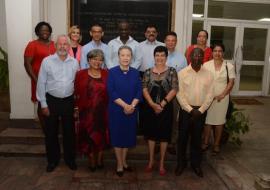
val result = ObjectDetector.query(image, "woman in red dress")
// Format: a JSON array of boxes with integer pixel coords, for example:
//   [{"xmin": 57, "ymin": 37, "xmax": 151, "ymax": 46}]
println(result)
[
  {"xmin": 185, "ymin": 30, "xmax": 212, "ymax": 64},
  {"xmin": 74, "ymin": 49, "xmax": 109, "ymax": 172},
  {"xmin": 24, "ymin": 21, "xmax": 56, "ymax": 125}
]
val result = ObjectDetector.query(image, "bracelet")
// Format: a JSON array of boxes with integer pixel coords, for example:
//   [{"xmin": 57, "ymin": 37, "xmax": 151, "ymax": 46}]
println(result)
[
  {"xmin": 74, "ymin": 107, "xmax": 79, "ymax": 111},
  {"xmin": 164, "ymin": 98, "xmax": 169, "ymax": 104}
]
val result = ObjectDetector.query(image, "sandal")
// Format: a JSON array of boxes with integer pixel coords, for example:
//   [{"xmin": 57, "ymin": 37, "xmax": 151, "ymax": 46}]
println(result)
[
  {"xmin": 212, "ymin": 145, "xmax": 220, "ymax": 155},
  {"xmin": 201, "ymin": 143, "xmax": 210, "ymax": 152}
]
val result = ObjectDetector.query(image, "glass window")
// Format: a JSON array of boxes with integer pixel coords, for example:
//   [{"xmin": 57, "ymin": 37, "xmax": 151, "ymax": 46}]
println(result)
[
  {"xmin": 208, "ymin": 1, "xmax": 270, "ymax": 21},
  {"xmin": 191, "ymin": 20, "xmax": 204, "ymax": 45},
  {"xmin": 243, "ymin": 28, "xmax": 267, "ymax": 61},
  {"xmin": 71, "ymin": 0, "xmax": 172, "ymax": 45},
  {"xmin": 239, "ymin": 65, "xmax": 263, "ymax": 91},
  {"xmin": 193, "ymin": 0, "xmax": 205, "ymax": 17},
  {"xmin": 210, "ymin": 26, "xmax": 235, "ymax": 60}
]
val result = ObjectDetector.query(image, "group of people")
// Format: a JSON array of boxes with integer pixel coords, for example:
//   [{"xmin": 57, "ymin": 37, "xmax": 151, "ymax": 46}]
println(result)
[{"xmin": 23, "ymin": 20, "xmax": 235, "ymax": 178}]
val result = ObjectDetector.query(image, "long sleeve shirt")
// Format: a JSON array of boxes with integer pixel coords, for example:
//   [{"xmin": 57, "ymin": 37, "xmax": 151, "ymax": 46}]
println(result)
[
  {"xmin": 108, "ymin": 36, "xmax": 142, "ymax": 69},
  {"xmin": 176, "ymin": 65, "xmax": 214, "ymax": 113},
  {"xmin": 36, "ymin": 53, "xmax": 79, "ymax": 108},
  {"xmin": 80, "ymin": 40, "xmax": 110, "ymax": 69},
  {"xmin": 166, "ymin": 50, "xmax": 187, "ymax": 72},
  {"xmin": 138, "ymin": 40, "xmax": 164, "ymax": 72}
]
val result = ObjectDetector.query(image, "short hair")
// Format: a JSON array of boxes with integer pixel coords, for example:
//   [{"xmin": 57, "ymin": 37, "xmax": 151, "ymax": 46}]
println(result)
[
  {"xmin": 87, "ymin": 49, "xmax": 104, "ymax": 61},
  {"xmin": 197, "ymin": 30, "xmax": 209, "ymax": 39},
  {"xmin": 190, "ymin": 47, "xmax": 204, "ymax": 59},
  {"xmin": 145, "ymin": 24, "xmax": 158, "ymax": 32},
  {"xmin": 118, "ymin": 45, "xmax": 133, "ymax": 57},
  {"xmin": 154, "ymin": 46, "xmax": 168, "ymax": 57},
  {"xmin": 211, "ymin": 43, "xmax": 225, "ymax": 52},
  {"xmin": 165, "ymin": 31, "xmax": 177, "ymax": 39},
  {"xmin": 68, "ymin": 25, "xmax": 82, "ymax": 43},
  {"xmin": 35, "ymin": 21, "xmax": 52, "ymax": 36},
  {"xmin": 55, "ymin": 34, "xmax": 70, "ymax": 47},
  {"xmin": 90, "ymin": 23, "xmax": 103, "ymax": 31}
]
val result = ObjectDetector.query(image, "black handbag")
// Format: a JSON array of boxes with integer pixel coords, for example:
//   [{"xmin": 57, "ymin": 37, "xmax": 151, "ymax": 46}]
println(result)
[{"xmin": 225, "ymin": 62, "xmax": 233, "ymax": 120}]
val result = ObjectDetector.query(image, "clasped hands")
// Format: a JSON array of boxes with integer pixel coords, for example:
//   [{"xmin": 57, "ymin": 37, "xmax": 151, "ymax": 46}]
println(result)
[{"xmin": 123, "ymin": 104, "xmax": 135, "ymax": 115}]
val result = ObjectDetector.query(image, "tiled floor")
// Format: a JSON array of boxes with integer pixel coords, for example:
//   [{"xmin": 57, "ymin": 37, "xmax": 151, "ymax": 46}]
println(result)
[{"xmin": 0, "ymin": 157, "xmax": 228, "ymax": 190}]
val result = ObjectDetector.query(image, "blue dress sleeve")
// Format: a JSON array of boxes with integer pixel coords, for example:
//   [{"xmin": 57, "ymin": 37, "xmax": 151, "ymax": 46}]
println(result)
[
  {"xmin": 134, "ymin": 70, "xmax": 143, "ymax": 102},
  {"xmin": 107, "ymin": 69, "xmax": 120, "ymax": 101}
]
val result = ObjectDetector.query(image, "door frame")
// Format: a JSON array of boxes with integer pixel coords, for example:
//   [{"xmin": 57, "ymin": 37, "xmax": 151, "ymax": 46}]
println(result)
[{"xmin": 205, "ymin": 18, "xmax": 270, "ymax": 96}]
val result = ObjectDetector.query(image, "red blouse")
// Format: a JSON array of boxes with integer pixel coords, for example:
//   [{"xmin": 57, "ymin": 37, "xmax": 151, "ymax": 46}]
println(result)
[
  {"xmin": 185, "ymin": 45, "xmax": 212, "ymax": 65},
  {"xmin": 24, "ymin": 40, "xmax": 56, "ymax": 102}
]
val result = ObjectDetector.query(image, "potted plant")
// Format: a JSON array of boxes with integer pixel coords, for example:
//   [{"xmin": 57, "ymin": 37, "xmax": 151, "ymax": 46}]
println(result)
[
  {"xmin": 222, "ymin": 103, "xmax": 251, "ymax": 146},
  {"xmin": 0, "ymin": 47, "xmax": 8, "ymax": 91}
]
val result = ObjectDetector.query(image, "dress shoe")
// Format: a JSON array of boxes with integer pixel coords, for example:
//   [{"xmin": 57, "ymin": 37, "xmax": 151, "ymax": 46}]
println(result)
[
  {"xmin": 123, "ymin": 165, "xmax": 133, "ymax": 172},
  {"xmin": 175, "ymin": 165, "xmax": 186, "ymax": 176},
  {"xmin": 192, "ymin": 166, "xmax": 203, "ymax": 177},
  {"xmin": 159, "ymin": 168, "xmax": 167, "ymax": 176},
  {"xmin": 67, "ymin": 162, "xmax": 77, "ymax": 171},
  {"xmin": 116, "ymin": 170, "xmax": 124, "ymax": 177},
  {"xmin": 88, "ymin": 166, "xmax": 96, "ymax": 172},
  {"xmin": 46, "ymin": 163, "xmax": 57, "ymax": 172},
  {"xmin": 97, "ymin": 164, "xmax": 104, "ymax": 170}
]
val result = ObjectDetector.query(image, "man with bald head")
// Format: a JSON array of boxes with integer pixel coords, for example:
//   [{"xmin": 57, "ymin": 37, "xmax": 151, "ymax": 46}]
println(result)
[
  {"xmin": 175, "ymin": 48, "xmax": 214, "ymax": 177},
  {"xmin": 108, "ymin": 21, "xmax": 142, "ymax": 69},
  {"xmin": 37, "ymin": 35, "xmax": 79, "ymax": 172}
]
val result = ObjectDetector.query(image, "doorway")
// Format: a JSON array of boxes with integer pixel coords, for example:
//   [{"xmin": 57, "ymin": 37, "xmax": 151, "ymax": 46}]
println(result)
[{"xmin": 206, "ymin": 20, "xmax": 270, "ymax": 96}]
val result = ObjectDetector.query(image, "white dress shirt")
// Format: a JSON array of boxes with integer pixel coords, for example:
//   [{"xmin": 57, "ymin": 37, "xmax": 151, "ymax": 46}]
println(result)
[
  {"xmin": 80, "ymin": 40, "xmax": 109, "ymax": 69},
  {"xmin": 138, "ymin": 40, "xmax": 164, "ymax": 72},
  {"xmin": 36, "ymin": 53, "xmax": 80, "ymax": 108},
  {"xmin": 108, "ymin": 36, "xmax": 142, "ymax": 69}
]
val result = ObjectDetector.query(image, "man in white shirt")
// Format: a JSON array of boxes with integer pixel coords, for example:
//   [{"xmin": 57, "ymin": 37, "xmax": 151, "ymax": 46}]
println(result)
[
  {"xmin": 80, "ymin": 24, "xmax": 110, "ymax": 69},
  {"xmin": 138, "ymin": 25, "xmax": 164, "ymax": 76},
  {"xmin": 37, "ymin": 35, "xmax": 79, "ymax": 172},
  {"xmin": 108, "ymin": 21, "xmax": 142, "ymax": 69},
  {"xmin": 175, "ymin": 48, "xmax": 214, "ymax": 177}
]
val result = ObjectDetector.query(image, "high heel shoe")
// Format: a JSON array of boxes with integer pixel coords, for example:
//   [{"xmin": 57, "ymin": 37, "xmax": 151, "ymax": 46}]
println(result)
[
  {"xmin": 159, "ymin": 168, "xmax": 166, "ymax": 176},
  {"xmin": 116, "ymin": 170, "xmax": 124, "ymax": 177},
  {"xmin": 145, "ymin": 164, "xmax": 153, "ymax": 173},
  {"xmin": 212, "ymin": 145, "xmax": 220, "ymax": 155}
]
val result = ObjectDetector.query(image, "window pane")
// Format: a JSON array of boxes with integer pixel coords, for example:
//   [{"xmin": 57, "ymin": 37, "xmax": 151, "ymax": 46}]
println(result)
[
  {"xmin": 208, "ymin": 1, "xmax": 270, "ymax": 21},
  {"xmin": 243, "ymin": 28, "xmax": 267, "ymax": 61},
  {"xmin": 239, "ymin": 65, "xmax": 263, "ymax": 91},
  {"xmin": 210, "ymin": 26, "xmax": 235, "ymax": 60},
  {"xmin": 191, "ymin": 20, "xmax": 203, "ymax": 44},
  {"xmin": 193, "ymin": 0, "xmax": 205, "ymax": 17},
  {"xmin": 72, "ymin": 0, "xmax": 172, "ymax": 45}
]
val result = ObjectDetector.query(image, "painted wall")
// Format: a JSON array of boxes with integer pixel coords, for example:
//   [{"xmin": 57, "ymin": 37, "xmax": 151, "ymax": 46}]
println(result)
[{"xmin": 0, "ymin": 0, "xmax": 7, "ymax": 51}]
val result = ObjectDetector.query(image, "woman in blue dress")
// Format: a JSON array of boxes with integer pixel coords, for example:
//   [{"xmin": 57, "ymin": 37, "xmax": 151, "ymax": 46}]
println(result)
[{"xmin": 107, "ymin": 46, "xmax": 142, "ymax": 177}]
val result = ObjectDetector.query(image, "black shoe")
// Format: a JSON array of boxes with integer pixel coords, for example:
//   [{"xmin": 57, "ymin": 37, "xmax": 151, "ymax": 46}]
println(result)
[
  {"xmin": 168, "ymin": 146, "xmax": 177, "ymax": 155},
  {"xmin": 88, "ymin": 166, "xmax": 96, "ymax": 172},
  {"xmin": 67, "ymin": 162, "xmax": 77, "ymax": 171},
  {"xmin": 116, "ymin": 170, "xmax": 124, "ymax": 177},
  {"xmin": 123, "ymin": 165, "xmax": 133, "ymax": 172},
  {"xmin": 192, "ymin": 166, "xmax": 203, "ymax": 177},
  {"xmin": 97, "ymin": 164, "xmax": 104, "ymax": 170},
  {"xmin": 175, "ymin": 165, "xmax": 186, "ymax": 176},
  {"xmin": 46, "ymin": 163, "xmax": 57, "ymax": 172}
]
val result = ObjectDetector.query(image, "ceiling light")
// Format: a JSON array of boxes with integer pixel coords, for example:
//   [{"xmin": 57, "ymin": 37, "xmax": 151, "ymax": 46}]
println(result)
[
  {"xmin": 258, "ymin": 18, "xmax": 270, "ymax": 22},
  {"xmin": 192, "ymin": 14, "xmax": 203, "ymax": 18}
]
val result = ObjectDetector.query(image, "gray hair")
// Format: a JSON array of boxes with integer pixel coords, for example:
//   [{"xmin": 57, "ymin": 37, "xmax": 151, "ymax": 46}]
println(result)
[
  {"xmin": 87, "ymin": 49, "xmax": 104, "ymax": 61},
  {"xmin": 55, "ymin": 34, "xmax": 70, "ymax": 47},
  {"xmin": 118, "ymin": 45, "xmax": 133, "ymax": 57}
]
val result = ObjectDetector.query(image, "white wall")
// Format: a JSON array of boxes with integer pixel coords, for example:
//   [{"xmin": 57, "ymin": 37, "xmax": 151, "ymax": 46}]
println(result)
[
  {"xmin": 174, "ymin": 0, "xmax": 193, "ymax": 54},
  {"xmin": 0, "ymin": 0, "xmax": 7, "ymax": 51},
  {"xmin": 47, "ymin": 0, "xmax": 68, "ymax": 40},
  {"xmin": 5, "ymin": 0, "xmax": 35, "ymax": 118}
]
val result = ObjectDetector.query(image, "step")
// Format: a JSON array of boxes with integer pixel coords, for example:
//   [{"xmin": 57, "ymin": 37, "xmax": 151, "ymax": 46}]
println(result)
[
  {"xmin": 0, "ymin": 143, "xmax": 177, "ymax": 161},
  {"xmin": 0, "ymin": 128, "xmax": 147, "ymax": 145},
  {"xmin": 0, "ymin": 128, "xmax": 45, "ymax": 145}
]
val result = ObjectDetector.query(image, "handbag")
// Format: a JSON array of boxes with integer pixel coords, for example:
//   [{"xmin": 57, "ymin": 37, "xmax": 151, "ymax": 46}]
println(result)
[{"xmin": 225, "ymin": 62, "xmax": 233, "ymax": 120}]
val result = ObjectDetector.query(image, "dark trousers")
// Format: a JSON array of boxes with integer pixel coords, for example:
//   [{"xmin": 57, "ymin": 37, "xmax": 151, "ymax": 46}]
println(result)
[
  {"xmin": 44, "ymin": 93, "xmax": 76, "ymax": 165},
  {"xmin": 177, "ymin": 107, "xmax": 206, "ymax": 168}
]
